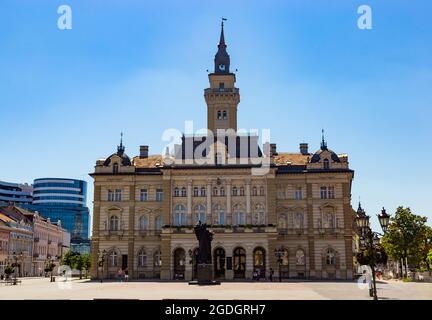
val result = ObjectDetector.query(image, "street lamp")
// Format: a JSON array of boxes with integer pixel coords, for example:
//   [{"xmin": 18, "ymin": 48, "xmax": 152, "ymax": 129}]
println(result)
[
  {"xmin": 274, "ymin": 247, "xmax": 284, "ymax": 282},
  {"xmin": 97, "ymin": 249, "xmax": 107, "ymax": 283},
  {"xmin": 355, "ymin": 207, "xmax": 390, "ymax": 300}
]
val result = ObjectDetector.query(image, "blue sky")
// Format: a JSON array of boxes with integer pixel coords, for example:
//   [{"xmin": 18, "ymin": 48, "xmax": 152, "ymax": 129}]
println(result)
[{"xmin": 1, "ymin": 0, "xmax": 431, "ymax": 231}]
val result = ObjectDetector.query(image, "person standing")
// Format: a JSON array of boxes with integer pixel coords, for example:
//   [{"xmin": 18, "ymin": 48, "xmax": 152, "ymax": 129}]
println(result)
[
  {"xmin": 117, "ymin": 268, "xmax": 123, "ymax": 282},
  {"xmin": 269, "ymin": 268, "xmax": 274, "ymax": 282}
]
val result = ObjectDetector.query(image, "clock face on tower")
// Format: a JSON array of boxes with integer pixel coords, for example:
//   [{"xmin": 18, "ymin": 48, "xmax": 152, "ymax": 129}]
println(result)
[{"xmin": 219, "ymin": 64, "xmax": 225, "ymax": 71}]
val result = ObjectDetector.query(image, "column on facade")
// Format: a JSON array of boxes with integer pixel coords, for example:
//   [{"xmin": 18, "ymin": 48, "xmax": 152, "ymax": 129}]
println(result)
[
  {"xmin": 187, "ymin": 180, "xmax": 192, "ymax": 225},
  {"xmin": 226, "ymin": 179, "xmax": 231, "ymax": 225},
  {"xmin": 206, "ymin": 179, "xmax": 212, "ymax": 225},
  {"xmin": 246, "ymin": 179, "xmax": 251, "ymax": 225}
]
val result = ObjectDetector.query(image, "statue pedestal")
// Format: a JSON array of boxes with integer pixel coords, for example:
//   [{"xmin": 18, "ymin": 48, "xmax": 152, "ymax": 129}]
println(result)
[{"xmin": 189, "ymin": 264, "xmax": 220, "ymax": 286}]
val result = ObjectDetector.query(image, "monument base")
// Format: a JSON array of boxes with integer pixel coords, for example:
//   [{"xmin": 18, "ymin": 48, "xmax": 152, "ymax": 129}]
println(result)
[{"xmin": 188, "ymin": 263, "xmax": 220, "ymax": 286}]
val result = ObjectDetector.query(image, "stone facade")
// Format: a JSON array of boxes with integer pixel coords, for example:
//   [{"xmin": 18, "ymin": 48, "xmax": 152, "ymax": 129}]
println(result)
[{"xmin": 90, "ymin": 23, "xmax": 356, "ymax": 281}]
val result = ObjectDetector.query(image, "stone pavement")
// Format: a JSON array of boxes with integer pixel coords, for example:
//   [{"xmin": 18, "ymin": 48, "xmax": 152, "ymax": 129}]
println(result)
[{"xmin": 0, "ymin": 278, "xmax": 431, "ymax": 300}]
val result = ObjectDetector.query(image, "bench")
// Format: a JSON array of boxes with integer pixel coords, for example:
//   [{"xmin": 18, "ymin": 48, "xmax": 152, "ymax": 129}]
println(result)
[{"xmin": 1, "ymin": 278, "xmax": 22, "ymax": 286}]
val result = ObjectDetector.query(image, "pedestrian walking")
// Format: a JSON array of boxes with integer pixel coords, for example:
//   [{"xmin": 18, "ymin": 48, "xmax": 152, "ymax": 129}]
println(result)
[
  {"xmin": 124, "ymin": 268, "xmax": 129, "ymax": 282},
  {"xmin": 117, "ymin": 268, "xmax": 123, "ymax": 282}
]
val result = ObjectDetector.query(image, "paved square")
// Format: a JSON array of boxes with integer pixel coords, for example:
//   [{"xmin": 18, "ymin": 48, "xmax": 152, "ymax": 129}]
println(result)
[{"xmin": 0, "ymin": 278, "xmax": 431, "ymax": 300}]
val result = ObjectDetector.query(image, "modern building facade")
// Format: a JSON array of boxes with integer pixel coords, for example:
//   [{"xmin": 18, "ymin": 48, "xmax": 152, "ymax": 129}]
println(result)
[
  {"xmin": 90, "ymin": 23, "xmax": 356, "ymax": 281},
  {"xmin": 0, "ymin": 180, "xmax": 33, "ymax": 204},
  {"xmin": 23, "ymin": 178, "xmax": 90, "ymax": 254}
]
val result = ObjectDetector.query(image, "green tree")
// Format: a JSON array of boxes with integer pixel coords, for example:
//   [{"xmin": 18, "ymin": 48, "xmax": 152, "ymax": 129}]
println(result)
[
  {"xmin": 381, "ymin": 206, "xmax": 429, "ymax": 277},
  {"xmin": 426, "ymin": 249, "xmax": 432, "ymax": 270},
  {"xmin": 62, "ymin": 250, "xmax": 79, "ymax": 269}
]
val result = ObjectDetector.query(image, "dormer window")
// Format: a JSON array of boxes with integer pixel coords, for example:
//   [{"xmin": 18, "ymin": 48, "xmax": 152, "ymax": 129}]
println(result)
[
  {"xmin": 113, "ymin": 163, "xmax": 119, "ymax": 173},
  {"xmin": 323, "ymin": 159, "xmax": 330, "ymax": 170}
]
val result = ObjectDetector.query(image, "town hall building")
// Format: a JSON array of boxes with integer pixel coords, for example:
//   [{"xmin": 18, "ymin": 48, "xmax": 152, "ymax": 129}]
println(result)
[{"xmin": 90, "ymin": 22, "xmax": 356, "ymax": 281}]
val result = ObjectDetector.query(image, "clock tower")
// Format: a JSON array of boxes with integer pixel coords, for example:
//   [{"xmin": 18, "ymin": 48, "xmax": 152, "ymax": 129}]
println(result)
[{"xmin": 205, "ymin": 19, "xmax": 240, "ymax": 134}]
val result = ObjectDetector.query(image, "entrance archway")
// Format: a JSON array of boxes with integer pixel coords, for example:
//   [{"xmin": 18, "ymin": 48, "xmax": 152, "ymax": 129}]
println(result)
[
  {"xmin": 233, "ymin": 247, "xmax": 246, "ymax": 279},
  {"xmin": 214, "ymin": 248, "xmax": 226, "ymax": 279},
  {"xmin": 173, "ymin": 248, "xmax": 186, "ymax": 280},
  {"xmin": 253, "ymin": 247, "xmax": 266, "ymax": 278}
]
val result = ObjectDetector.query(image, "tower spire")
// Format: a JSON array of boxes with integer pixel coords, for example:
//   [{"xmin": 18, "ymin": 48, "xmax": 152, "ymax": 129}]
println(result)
[
  {"xmin": 214, "ymin": 18, "xmax": 230, "ymax": 74},
  {"xmin": 219, "ymin": 17, "xmax": 227, "ymax": 47},
  {"xmin": 321, "ymin": 129, "xmax": 328, "ymax": 150}
]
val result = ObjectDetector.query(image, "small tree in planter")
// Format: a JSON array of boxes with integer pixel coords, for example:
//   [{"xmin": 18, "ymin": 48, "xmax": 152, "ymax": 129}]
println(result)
[{"xmin": 4, "ymin": 265, "xmax": 14, "ymax": 279}]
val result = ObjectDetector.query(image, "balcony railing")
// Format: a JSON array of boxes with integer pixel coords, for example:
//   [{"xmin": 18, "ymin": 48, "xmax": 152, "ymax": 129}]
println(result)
[{"xmin": 204, "ymin": 88, "xmax": 239, "ymax": 94}]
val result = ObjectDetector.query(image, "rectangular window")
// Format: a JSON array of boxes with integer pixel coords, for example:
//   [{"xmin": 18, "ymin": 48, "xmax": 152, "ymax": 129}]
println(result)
[
  {"xmin": 328, "ymin": 186, "xmax": 335, "ymax": 199},
  {"xmin": 114, "ymin": 189, "xmax": 122, "ymax": 201},
  {"xmin": 108, "ymin": 189, "xmax": 114, "ymax": 201},
  {"xmin": 320, "ymin": 187, "xmax": 327, "ymax": 199},
  {"xmin": 219, "ymin": 82, "xmax": 225, "ymax": 91},
  {"xmin": 140, "ymin": 189, "xmax": 148, "ymax": 201},
  {"xmin": 156, "ymin": 189, "xmax": 163, "ymax": 202},
  {"xmin": 295, "ymin": 188, "xmax": 303, "ymax": 200},
  {"xmin": 219, "ymin": 212, "xmax": 225, "ymax": 225}
]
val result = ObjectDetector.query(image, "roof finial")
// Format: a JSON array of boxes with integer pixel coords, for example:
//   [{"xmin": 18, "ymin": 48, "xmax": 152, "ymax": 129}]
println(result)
[
  {"xmin": 117, "ymin": 132, "xmax": 125, "ymax": 155},
  {"xmin": 321, "ymin": 129, "xmax": 327, "ymax": 150}
]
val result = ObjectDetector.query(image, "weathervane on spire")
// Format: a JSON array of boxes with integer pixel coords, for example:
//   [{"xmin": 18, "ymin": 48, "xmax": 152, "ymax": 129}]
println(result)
[{"xmin": 221, "ymin": 17, "xmax": 227, "ymax": 27}]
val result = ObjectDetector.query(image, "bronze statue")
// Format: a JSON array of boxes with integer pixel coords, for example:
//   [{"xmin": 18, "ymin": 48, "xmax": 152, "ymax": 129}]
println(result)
[{"xmin": 194, "ymin": 221, "xmax": 213, "ymax": 264}]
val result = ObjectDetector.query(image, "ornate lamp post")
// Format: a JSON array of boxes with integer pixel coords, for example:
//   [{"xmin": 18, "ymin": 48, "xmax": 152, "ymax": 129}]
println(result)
[
  {"xmin": 97, "ymin": 249, "xmax": 107, "ymax": 283},
  {"xmin": 274, "ymin": 247, "xmax": 284, "ymax": 282},
  {"xmin": 355, "ymin": 207, "xmax": 390, "ymax": 300}
]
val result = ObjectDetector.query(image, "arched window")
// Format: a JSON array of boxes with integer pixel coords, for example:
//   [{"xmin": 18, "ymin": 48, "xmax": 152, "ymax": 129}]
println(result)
[
  {"xmin": 213, "ymin": 187, "xmax": 218, "ymax": 196},
  {"xmin": 138, "ymin": 249, "xmax": 147, "ymax": 267},
  {"xmin": 155, "ymin": 216, "xmax": 163, "ymax": 231},
  {"xmin": 323, "ymin": 211, "xmax": 335, "ymax": 229},
  {"xmin": 259, "ymin": 186, "xmax": 265, "ymax": 196},
  {"xmin": 200, "ymin": 187, "xmax": 206, "ymax": 197},
  {"xmin": 113, "ymin": 163, "xmax": 119, "ymax": 173},
  {"xmin": 174, "ymin": 187, "xmax": 179, "ymax": 197},
  {"xmin": 214, "ymin": 205, "xmax": 225, "ymax": 225},
  {"xmin": 109, "ymin": 215, "xmax": 120, "ymax": 231},
  {"xmin": 174, "ymin": 204, "xmax": 186, "ymax": 226},
  {"xmin": 181, "ymin": 187, "xmax": 187, "ymax": 197},
  {"xmin": 139, "ymin": 215, "xmax": 149, "ymax": 231},
  {"xmin": 193, "ymin": 187, "xmax": 199, "ymax": 197},
  {"xmin": 326, "ymin": 248, "xmax": 336, "ymax": 265},
  {"xmin": 294, "ymin": 213, "xmax": 304, "ymax": 229},
  {"xmin": 222, "ymin": 110, "xmax": 227, "ymax": 119},
  {"xmin": 239, "ymin": 187, "xmax": 245, "ymax": 196},
  {"xmin": 252, "ymin": 187, "xmax": 257, "ymax": 196},
  {"xmin": 253, "ymin": 248, "xmax": 265, "ymax": 276},
  {"xmin": 233, "ymin": 205, "xmax": 245, "ymax": 226},
  {"xmin": 194, "ymin": 204, "xmax": 206, "ymax": 224},
  {"xmin": 323, "ymin": 158, "xmax": 330, "ymax": 170},
  {"xmin": 217, "ymin": 110, "xmax": 222, "ymax": 120},
  {"xmin": 296, "ymin": 249, "xmax": 305, "ymax": 265},
  {"xmin": 282, "ymin": 249, "xmax": 289, "ymax": 266},
  {"xmin": 154, "ymin": 250, "xmax": 161, "ymax": 266},
  {"xmin": 232, "ymin": 187, "xmax": 238, "ymax": 196},
  {"xmin": 108, "ymin": 251, "xmax": 118, "ymax": 267},
  {"xmin": 278, "ymin": 214, "xmax": 287, "ymax": 229},
  {"xmin": 220, "ymin": 187, "xmax": 225, "ymax": 196},
  {"xmin": 254, "ymin": 205, "xmax": 265, "ymax": 225}
]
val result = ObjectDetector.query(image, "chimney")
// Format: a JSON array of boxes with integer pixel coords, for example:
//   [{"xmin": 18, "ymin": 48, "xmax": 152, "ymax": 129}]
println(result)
[
  {"xmin": 140, "ymin": 145, "xmax": 149, "ymax": 158},
  {"xmin": 270, "ymin": 143, "xmax": 277, "ymax": 156},
  {"xmin": 299, "ymin": 143, "xmax": 308, "ymax": 155}
]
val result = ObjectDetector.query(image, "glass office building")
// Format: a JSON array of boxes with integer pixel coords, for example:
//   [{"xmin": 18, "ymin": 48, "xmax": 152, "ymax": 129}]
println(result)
[{"xmin": 22, "ymin": 178, "xmax": 90, "ymax": 254}]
